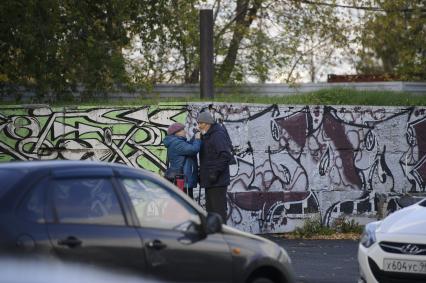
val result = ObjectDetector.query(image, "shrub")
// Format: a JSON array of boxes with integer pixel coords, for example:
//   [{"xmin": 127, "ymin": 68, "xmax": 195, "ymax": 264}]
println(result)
[
  {"xmin": 293, "ymin": 215, "xmax": 334, "ymax": 238},
  {"xmin": 291, "ymin": 215, "xmax": 363, "ymax": 238},
  {"xmin": 332, "ymin": 215, "xmax": 363, "ymax": 234}
]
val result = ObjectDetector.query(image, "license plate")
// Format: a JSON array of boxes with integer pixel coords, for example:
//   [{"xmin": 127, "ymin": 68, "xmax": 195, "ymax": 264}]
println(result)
[{"xmin": 383, "ymin": 259, "xmax": 426, "ymax": 274}]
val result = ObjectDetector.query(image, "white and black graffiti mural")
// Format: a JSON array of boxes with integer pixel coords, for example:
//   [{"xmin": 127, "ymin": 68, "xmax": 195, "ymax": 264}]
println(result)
[
  {"xmin": 1, "ymin": 103, "xmax": 425, "ymax": 234},
  {"xmin": 187, "ymin": 104, "xmax": 426, "ymax": 233}
]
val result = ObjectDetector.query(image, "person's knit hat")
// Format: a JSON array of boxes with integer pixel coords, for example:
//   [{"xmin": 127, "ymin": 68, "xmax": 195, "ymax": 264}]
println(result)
[
  {"xmin": 167, "ymin": 123, "xmax": 185, "ymax": 135},
  {"xmin": 197, "ymin": 111, "xmax": 215, "ymax": 124}
]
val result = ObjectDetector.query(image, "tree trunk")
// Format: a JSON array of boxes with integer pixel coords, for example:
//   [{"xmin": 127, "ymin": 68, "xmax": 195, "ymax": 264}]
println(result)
[
  {"xmin": 187, "ymin": 67, "xmax": 199, "ymax": 83},
  {"xmin": 216, "ymin": 0, "xmax": 261, "ymax": 84}
]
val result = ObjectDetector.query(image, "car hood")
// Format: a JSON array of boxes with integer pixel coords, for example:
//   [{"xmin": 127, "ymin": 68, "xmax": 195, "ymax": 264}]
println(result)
[
  {"xmin": 378, "ymin": 202, "xmax": 426, "ymax": 235},
  {"xmin": 221, "ymin": 225, "xmax": 281, "ymax": 258},
  {"xmin": 221, "ymin": 225, "xmax": 283, "ymax": 260},
  {"xmin": 222, "ymin": 225, "xmax": 273, "ymax": 243}
]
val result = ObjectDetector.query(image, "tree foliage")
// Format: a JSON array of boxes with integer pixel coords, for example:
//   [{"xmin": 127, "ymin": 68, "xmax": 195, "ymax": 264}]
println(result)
[
  {"xmin": 0, "ymin": 0, "xmax": 151, "ymax": 97},
  {"xmin": 127, "ymin": 0, "xmax": 201, "ymax": 84},
  {"xmin": 356, "ymin": 0, "xmax": 426, "ymax": 80},
  {"xmin": 1, "ymin": 0, "xmax": 424, "ymax": 99},
  {"xmin": 126, "ymin": 0, "xmax": 349, "ymax": 84}
]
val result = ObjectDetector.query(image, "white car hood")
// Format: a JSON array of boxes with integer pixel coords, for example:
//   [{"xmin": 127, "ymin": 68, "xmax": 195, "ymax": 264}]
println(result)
[{"xmin": 378, "ymin": 201, "xmax": 426, "ymax": 235}]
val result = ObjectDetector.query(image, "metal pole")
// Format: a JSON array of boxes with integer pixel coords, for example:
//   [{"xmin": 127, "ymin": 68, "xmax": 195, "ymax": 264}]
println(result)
[{"xmin": 199, "ymin": 8, "xmax": 214, "ymax": 99}]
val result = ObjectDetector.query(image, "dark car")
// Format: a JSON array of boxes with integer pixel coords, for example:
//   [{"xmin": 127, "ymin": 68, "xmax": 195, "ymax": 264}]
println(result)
[
  {"xmin": 0, "ymin": 161, "xmax": 294, "ymax": 283},
  {"xmin": 0, "ymin": 256, "xmax": 160, "ymax": 283}
]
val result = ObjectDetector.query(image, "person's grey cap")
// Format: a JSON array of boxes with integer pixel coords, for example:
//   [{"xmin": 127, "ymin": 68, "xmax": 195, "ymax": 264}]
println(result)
[{"xmin": 197, "ymin": 111, "xmax": 215, "ymax": 124}]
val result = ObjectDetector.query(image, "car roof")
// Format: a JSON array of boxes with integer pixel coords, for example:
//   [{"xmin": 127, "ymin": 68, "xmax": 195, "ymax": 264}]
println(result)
[
  {"xmin": 0, "ymin": 160, "xmax": 164, "ymax": 183},
  {"xmin": 0, "ymin": 160, "xmax": 206, "ymax": 216}
]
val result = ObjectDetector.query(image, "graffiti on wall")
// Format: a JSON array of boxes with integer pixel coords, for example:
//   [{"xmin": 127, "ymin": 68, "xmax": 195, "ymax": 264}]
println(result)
[
  {"xmin": 0, "ymin": 105, "xmax": 187, "ymax": 172},
  {"xmin": 1, "ymin": 103, "xmax": 425, "ymax": 233},
  {"xmin": 187, "ymin": 104, "xmax": 426, "ymax": 233}
]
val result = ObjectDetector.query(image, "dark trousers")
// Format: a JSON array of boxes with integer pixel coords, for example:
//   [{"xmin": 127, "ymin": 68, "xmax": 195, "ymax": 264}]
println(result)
[
  {"xmin": 184, "ymin": 187, "xmax": 193, "ymax": 199},
  {"xmin": 205, "ymin": 186, "xmax": 227, "ymax": 223}
]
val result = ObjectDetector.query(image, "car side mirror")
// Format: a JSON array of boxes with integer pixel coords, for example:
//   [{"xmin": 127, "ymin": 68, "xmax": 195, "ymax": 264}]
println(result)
[{"xmin": 205, "ymin": 212, "xmax": 223, "ymax": 234}]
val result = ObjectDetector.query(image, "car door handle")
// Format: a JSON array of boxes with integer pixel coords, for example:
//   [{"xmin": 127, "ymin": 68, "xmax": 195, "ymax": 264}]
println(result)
[
  {"xmin": 146, "ymin": 240, "xmax": 167, "ymax": 250},
  {"xmin": 58, "ymin": 236, "xmax": 82, "ymax": 248}
]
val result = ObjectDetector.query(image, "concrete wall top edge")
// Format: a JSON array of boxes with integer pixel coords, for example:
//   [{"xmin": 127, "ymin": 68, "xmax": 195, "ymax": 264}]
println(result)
[
  {"xmin": 0, "ymin": 102, "xmax": 423, "ymax": 112},
  {"xmin": 188, "ymin": 102, "xmax": 419, "ymax": 112}
]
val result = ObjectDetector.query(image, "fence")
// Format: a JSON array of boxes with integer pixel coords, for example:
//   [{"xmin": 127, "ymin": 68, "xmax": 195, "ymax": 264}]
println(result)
[{"xmin": 1, "ymin": 82, "xmax": 425, "ymax": 102}]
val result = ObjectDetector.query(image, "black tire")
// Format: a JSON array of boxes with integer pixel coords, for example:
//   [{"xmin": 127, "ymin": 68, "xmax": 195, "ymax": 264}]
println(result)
[{"xmin": 250, "ymin": 277, "xmax": 275, "ymax": 283}]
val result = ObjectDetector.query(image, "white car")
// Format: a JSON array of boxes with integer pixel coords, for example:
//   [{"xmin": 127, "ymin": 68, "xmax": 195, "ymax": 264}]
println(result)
[{"xmin": 358, "ymin": 198, "xmax": 426, "ymax": 283}]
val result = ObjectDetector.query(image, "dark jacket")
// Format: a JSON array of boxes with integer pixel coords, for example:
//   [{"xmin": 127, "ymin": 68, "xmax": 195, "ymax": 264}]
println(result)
[
  {"xmin": 163, "ymin": 135, "xmax": 201, "ymax": 189},
  {"xmin": 199, "ymin": 123, "xmax": 232, "ymax": 188}
]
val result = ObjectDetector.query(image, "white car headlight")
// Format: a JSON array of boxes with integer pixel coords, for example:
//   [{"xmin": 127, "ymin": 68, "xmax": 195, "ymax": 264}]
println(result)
[{"xmin": 360, "ymin": 221, "xmax": 381, "ymax": 248}]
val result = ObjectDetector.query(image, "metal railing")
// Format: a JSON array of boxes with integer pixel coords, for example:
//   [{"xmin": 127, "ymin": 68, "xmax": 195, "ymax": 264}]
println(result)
[{"xmin": 1, "ymin": 82, "xmax": 425, "ymax": 102}]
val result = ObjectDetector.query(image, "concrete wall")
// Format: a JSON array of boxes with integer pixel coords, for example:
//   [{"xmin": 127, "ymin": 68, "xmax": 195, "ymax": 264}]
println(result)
[{"xmin": 1, "ymin": 103, "xmax": 425, "ymax": 234}]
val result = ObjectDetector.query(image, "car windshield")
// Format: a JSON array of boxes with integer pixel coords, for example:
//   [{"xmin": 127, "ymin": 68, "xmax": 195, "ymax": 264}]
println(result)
[{"xmin": 0, "ymin": 169, "xmax": 24, "ymax": 199}]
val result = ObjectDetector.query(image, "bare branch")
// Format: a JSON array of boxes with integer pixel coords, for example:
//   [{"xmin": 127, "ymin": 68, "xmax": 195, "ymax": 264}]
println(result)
[{"xmin": 293, "ymin": 0, "xmax": 425, "ymax": 13}]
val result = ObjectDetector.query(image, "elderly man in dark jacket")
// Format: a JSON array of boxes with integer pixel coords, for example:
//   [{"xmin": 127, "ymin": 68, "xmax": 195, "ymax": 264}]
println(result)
[{"xmin": 197, "ymin": 111, "xmax": 232, "ymax": 222}]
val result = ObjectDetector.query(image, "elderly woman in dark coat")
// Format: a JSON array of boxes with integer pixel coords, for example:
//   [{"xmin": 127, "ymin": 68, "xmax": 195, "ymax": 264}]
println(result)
[{"xmin": 163, "ymin": 123, "xmax": 201, "ymax": 198}]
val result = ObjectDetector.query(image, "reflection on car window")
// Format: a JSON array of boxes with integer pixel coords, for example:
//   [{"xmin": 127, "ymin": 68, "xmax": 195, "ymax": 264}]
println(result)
[
  {"xmin": 121, "ymin": 178, "xmax": 200, "ymax": 230},
  {"xmin": 51, "ymin": 178, "xmax": 125, "ymax": 226},
  {"xmin": 18, "ymin": 181, "xmax": 45, "ymax": 223},
  {"xmin": 0, "ymin": 169, "xmax": 24, "ymax": 199}
]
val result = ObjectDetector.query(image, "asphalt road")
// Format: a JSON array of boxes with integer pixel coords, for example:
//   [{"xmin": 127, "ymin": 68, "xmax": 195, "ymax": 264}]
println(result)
[{"xmin": 265, "ymin": 236, "xmax": 360, "ymax": 283}]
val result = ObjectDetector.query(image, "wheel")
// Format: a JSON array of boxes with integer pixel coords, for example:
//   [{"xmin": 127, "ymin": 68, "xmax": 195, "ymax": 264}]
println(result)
[{"xmin": 250, "ymin": 277, "xmax": 275, "ymax": 283}]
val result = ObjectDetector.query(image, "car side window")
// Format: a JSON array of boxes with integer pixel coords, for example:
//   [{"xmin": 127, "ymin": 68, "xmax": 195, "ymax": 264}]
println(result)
[
  {"xmin": 50, "ymin": 178, "xmax": 125, "ymax": 226},
  {"xmin": 120, "ymin": 178, "xmax": 201, "ymax": 230},
  {"xmin": 17, "ymin": 180, "xmax": 46, "ymax": 223},
  {"xmin": 0, "ymin": 169, "xmax": 24, "ymax": 199}
]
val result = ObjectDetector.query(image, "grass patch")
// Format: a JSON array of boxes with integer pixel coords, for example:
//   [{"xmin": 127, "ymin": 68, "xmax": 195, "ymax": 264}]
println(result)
[
  {"xmin": 281, "ymin": 215, "xmax": 363, "ymax": 240},
  {"xmin": 1, "ymin": 88, "xmax": 426, "ymax": 106}
]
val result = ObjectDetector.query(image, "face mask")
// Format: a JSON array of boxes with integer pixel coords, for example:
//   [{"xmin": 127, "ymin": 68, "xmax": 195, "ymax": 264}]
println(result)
[{"xmin": 200, "ymin": 130, "xmax": 207, "ymax": 135}]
